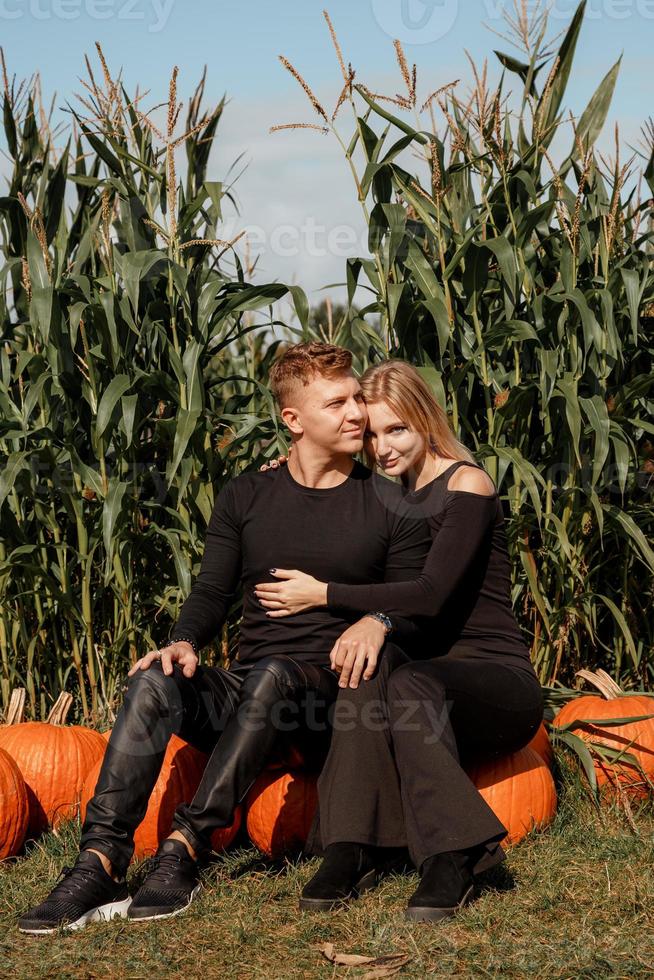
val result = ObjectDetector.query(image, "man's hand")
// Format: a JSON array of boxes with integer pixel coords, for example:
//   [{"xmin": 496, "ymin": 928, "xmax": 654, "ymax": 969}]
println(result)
[
  {"xmin": 329, "ymin": 616, "xmax": 387, "ymax": 689},
  {"xmin": 259, "ymin": 447, "xmax": 292, "ymax": 472},
  {"xmin": 128, "ymin": 641, "xmax": 198, "ymax": 679}
]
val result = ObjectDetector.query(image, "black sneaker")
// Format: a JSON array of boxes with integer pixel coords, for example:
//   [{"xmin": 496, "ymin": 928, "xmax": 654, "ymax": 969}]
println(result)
[
  {"xmin": 127, "ymin": 838, "xmax": 201, "ymax": 921},
  {"xmin": 18, "ymin": 851, "xmax": 131, "ymax": 935},
  {"xmin": 299, "ymin": 842, "xmax": 386, "ymax": 912}
]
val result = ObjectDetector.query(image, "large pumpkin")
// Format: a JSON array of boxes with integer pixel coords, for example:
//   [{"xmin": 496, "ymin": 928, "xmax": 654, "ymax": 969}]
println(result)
[
  {"xmin": 0, "ymin": 692, "xmax": 106, "ymax": 837},
  {"xmin": 0, "ymin": 747, "xmax": 29, "ymax": 859},
  {"xmin": 81, "ymin": 733, "xmax": 241, "ymax": 861},
  {"xmin": 466, "ymin": 746, "xmax": 557, "ymax": 847},
  {"xmin": 526, "ymin": 722, "xmax": 554, "ymax": 768},
  {"xmin": 246, "ymin": 769, "xmax": 317, "ymax": 858},
  {"xmin": 552, "ymin": 669, "xmax": 654, "ymax": 797}
]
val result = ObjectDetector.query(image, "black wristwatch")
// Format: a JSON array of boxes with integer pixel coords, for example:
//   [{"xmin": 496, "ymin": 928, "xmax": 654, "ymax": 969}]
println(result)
[{"xmin": 364, "ymin": 612, "xmax": 394, "ymax": 635}]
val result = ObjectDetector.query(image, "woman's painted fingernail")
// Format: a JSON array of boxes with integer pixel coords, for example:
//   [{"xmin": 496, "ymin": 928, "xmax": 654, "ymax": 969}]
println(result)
[{"xmin": 269, "ymin": 568, "xmax": 276, "ymax": 573}]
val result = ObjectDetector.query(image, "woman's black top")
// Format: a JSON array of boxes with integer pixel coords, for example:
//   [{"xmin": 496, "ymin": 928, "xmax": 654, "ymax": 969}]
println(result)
[{"xmin": 327, "ymin": 460, "xmax": 535, "ymax": 675}]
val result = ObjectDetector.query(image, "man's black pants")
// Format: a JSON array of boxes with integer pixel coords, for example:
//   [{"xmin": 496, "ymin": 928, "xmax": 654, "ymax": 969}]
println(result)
[
  {"xmin": 307, "ymin": 646, "xmax": 544, "ymax": 876},
  {"xmin": 80, "ymin": 654, "xmax": 341, "ymax": 876}
]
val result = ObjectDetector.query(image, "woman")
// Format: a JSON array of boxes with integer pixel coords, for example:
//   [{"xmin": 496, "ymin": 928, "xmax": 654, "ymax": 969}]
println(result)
[{"xmin": 256, "ymin": 360, "xmax": 544, "ymax": 922}]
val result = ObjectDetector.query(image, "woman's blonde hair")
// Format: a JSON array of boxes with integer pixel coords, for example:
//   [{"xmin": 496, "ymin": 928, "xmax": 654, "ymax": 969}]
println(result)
[{"xmin": 359, "ymin": 359, "xmax": 475, "ymax": 469}]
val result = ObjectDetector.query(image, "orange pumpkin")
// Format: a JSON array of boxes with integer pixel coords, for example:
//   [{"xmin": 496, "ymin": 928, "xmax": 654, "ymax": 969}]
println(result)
[
  {"xmin": 526, "ymin": 722, "xmax": 554, "ymax": 768},
  {"xmin": 81, "ymin": 733, "xmax": 241, "ymax": 861},
  {"xmin": 0, "ymin": 692, "xmax": 106, "ymax": 838},
  {"xmin": 466, "ymin": 746, "xmax": 557, "ymax": 847},
  {"xmin": 246, "ymin": 769, "xmax": 317, "ymax": 858},
  {"xmin": 0, "ymin": 747, "xmax": 29, "ymax": 859},
  {"xmin": 552, "ymin": 669, "xmax": 654, "ymax": 798}
]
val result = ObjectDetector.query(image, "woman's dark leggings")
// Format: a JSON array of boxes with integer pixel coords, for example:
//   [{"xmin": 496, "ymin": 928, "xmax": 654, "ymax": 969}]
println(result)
[
  {"xmin": 80, "ymin": 655, "xmax": 339, "ymax": 876},
  {"xmin": 308, "ymin": 646, "xmax": 544, "ymax": 876}
]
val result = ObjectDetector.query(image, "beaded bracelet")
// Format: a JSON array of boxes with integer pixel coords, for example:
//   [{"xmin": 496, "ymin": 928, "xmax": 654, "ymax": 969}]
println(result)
[{"xmin": 165, "ymin": 633, "xmax": 199, "ymax": 654}]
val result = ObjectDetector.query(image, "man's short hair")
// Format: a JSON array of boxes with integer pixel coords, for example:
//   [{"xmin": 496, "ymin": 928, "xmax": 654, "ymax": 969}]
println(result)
[{"xmin": 269, "ymin": 342, "xmax": 353, "ymax": 409}]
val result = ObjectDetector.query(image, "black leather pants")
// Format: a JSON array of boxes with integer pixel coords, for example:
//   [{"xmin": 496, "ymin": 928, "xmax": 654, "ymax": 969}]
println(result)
[{"xmin": 80, "ymin": 655, "xmax": 339, "ymax": 876}]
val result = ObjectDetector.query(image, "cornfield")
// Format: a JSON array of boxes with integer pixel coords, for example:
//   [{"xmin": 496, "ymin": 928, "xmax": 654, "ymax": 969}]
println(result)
[
  {"xmin": 1, "ymin": 0, "xmax": 653, "ymax": 723},
  {"xmin": 274, "ymin": 1, "xmax": 654, "ymax": 689},
  {"xmin": 0, "ymin": 49, "xmax": 304, "ymax": 722}
]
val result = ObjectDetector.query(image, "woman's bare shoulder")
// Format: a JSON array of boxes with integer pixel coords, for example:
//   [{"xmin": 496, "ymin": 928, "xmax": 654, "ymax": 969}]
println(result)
[{"xmin": 446, "ymin": 464, "xmax": 496, "ymax": 497}]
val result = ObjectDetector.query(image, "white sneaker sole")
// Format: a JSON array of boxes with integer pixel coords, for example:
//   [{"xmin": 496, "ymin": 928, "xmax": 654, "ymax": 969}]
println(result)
[
  {"xmin": 127, "ymin": 883, "xmax": 202, "ymax": 922},
  {"xmin": 19, "ymin": 897, "xmax": 133, "ymax": 935}
]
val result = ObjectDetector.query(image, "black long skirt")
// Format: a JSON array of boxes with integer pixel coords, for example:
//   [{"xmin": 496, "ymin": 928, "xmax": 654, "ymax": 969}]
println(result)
[{"xmin": 306, "ymin": 642, "xmax": 544, "ymax": 876}]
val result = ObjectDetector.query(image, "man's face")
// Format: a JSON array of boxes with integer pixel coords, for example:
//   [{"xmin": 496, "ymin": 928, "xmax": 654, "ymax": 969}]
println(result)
[{"xmin": 282, "ymin": 371, "xmax": 368, "ymax": 455}]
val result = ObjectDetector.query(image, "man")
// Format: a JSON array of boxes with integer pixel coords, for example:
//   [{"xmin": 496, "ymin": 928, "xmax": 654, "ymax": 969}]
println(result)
[{"xmin": 19, "ymin": 341, "xmax": 431, "ymax": 934}]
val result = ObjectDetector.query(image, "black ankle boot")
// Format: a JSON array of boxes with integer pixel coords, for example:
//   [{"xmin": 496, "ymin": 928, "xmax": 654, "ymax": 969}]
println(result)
[
  {"xmin": 299, "ymin": 842, "xmax": 380, "ymax": 912},
  {"xmin": 405, "ymin": 849, "xmax": 476, "ymax": 923}
]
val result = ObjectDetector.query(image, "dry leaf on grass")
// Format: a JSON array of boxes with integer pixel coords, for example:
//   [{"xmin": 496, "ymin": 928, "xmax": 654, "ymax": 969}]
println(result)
[
  {"xmin": 319, "ymin": 943, "xmax": 411, "ymax": 977},
  {"xmin": 362, "ymin": 965, "xmax": 410, "ymax": 980},
  {"xmin": 320, "ymin": 942, "xmax": 371, "ymax": 965}
]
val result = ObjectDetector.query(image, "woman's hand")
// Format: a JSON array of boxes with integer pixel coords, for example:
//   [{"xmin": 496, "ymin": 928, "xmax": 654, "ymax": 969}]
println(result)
[
  {"xmin": 259, "ymin": 446, "xmax": 292, "ymax": 472},
  {"xmin": 254, "ymin": 569, "xmax": 328, "ymax": 616},
  {"xmin": 330, "ymin": 617, "xmax": 387, "ymax": 689}
]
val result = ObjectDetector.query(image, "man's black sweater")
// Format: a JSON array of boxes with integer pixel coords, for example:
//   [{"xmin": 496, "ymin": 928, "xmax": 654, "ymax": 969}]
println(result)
[{"xmin": 170, "ymin": 460, "xmax": 432, "ymax": 665}]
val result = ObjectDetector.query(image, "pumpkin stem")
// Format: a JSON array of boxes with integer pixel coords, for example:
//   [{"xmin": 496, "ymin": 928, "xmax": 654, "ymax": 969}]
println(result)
[
  {"xmin": 47, "ymin": 692, "xmax": 73, "ymax": 725},
  {"xmin": 4, "ymin": 688, "xmax": 26, "ymax": 725},
  {"xmin": 576, "ymin": 668, "xmax": 623, "ymax": 700}
]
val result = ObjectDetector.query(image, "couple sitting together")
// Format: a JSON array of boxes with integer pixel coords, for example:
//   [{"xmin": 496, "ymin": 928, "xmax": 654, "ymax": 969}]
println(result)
[{"xmin": 19, "ymin": 341, "xmax": 543, "ymax": 934}]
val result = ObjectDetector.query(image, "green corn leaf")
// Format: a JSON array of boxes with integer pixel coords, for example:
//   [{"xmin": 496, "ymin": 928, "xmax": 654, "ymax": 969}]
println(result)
[
  {"xmin": 558, "ymin": 713, "xmax": 654, "ymax": 728},
  {"xmin": 602, "ymin": 504, "xmax": 654, "ymax": 573},
  {"xmin": 221, "ymin": 283, "xmax": 288, "ymax": 316},
  {"xmin": 167, "ymin": 408, "xmax": 202, "ymax": 488},
  {"xmin": 552, "ymin": 728, "xmax": 599, "ymax": 801},
  {"xmin": 149, "ymin": 524, "xmax": 192, "ymax": 596},
  {"xmin": 96, "ymin": 375, "xmax": 132, "ymax": 440},
  {"xmin": 494, "ymin": 51, "xmax": 543, "ymax": 96},
  {"xmin": 620, "ymin": 267, "xmax": 644, "ymax": 346},
  {"xmin": 580, "ymin": 394, "xmax": 610, "ymax": 486},
  {"xmin": 355, "ymin": 84, "xmax": 429, "ymax": 144},
  {"xmin": 80, "ymin": 125, "xmax": 124, "ymax": 178},
  {"xmin": 120, "ymin": 394, "xmax": 139, "ymax": 450},
  {"xmin": 288, "ymin": 285, "xmax": 309, "ymax": 330},
  {"xmin": 537, "ymin": 1, "xmax": 587, "ymax": 150},
  {"xmin": 609, "ymin": 423, "xmax": 631, "ymax": 495},
  {"xmin": 554, "ymin": 375, "xmax": 582, "ymax": 467},
  {"xmin": 3, "ymin": 94, "xmax": 18, "ymax": 159},
  {"xmin": 0, "ymin": 452, "xmax": 30, "ymax": 509},
  {"xmin": 562, "ymin": 57, "xmax": 621, "ymax": 173},
  {"xmin": 182, "ymin": 341, "xmax": 204, "ymax": 415},
  {"xmin": 102, "ymin": 477, "xmax": 129, "ymax": 564}
]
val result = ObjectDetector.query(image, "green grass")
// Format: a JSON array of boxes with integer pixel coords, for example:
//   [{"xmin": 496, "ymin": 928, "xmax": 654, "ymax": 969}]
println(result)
[{"xmin": 1, "ymin": 757, "xmax": 654, "ymax": 980}]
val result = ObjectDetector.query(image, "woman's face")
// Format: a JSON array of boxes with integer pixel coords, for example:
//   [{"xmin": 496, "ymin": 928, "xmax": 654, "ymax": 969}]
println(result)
[{"xmin": 363, "ymin": 400, "xmax": 428, "ymax": 476}]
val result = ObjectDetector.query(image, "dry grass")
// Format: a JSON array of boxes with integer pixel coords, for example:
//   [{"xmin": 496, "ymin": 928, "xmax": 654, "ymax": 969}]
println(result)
[{"xmin": 2, "ymin": 757, "xmax": 654, "ymax": 979}]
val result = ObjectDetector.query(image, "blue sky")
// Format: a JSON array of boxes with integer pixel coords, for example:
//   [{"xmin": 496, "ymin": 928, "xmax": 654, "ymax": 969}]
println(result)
[{"xmin": 2, "ymin": 0, "xmax": 652, "ymax": 308}]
